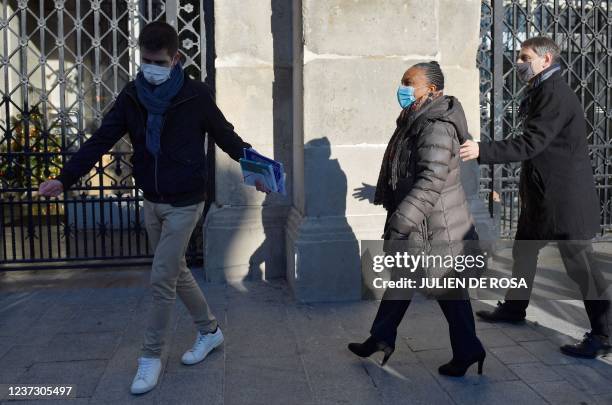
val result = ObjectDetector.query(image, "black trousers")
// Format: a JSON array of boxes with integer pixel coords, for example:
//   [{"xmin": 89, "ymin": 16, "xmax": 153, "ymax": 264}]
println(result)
[
  {"xmin": 370, "ymin": 293, "xmax": 484, "ymax": 362},
  {"xmin": 504, "ymin": 233, "xmax": 610, "ymax": 336}
]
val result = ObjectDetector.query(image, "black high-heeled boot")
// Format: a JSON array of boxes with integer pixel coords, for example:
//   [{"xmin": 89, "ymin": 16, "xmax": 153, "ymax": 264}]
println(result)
[
  {"xmin": 348, "ymin": 336, "xmax": 395, "ymax": 366},
  {"xmin": 438, "ymin": 351, "xmax": 486, "ymax": 377}
]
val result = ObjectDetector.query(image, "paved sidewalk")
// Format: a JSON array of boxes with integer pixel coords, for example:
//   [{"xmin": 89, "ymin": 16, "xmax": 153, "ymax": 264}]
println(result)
[{"xmin": 0, "ymin": 249, "xmax": 611, "ymax": 404}]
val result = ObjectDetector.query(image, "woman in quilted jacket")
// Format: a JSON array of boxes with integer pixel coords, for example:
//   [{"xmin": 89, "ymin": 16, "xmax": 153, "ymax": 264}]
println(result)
[{"xmin": 348, "ymin": 61, "xmax": 486, "ymax": 377}]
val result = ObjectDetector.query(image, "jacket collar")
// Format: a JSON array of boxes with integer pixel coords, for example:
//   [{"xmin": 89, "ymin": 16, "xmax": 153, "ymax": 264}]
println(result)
[
  {"xmin": 530, "ymin": 64, "xmax": 562, "ymax": 89},
  {"xmin": 519, "ymin": 65, "xmax": 562, "ymax": 118},
  {"xmin": 398, "ymin": 94, "xmax": 445, "ymax": 128}
]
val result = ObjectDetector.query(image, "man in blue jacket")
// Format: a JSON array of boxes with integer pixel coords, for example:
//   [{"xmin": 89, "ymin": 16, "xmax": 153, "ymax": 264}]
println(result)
[{"xmin": 39, "ymin": 22, "xmax": 269, "ymax": 394}]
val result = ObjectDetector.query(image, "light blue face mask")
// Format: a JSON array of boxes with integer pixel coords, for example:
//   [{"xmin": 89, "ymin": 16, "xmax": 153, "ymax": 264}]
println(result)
[
  {"xmin": 397, "ymin": 85, "xmax": 416, "ymax": 109},
  {"xmin": 141, "ymin": 63, "xmax": 172, "ymax": 85}
]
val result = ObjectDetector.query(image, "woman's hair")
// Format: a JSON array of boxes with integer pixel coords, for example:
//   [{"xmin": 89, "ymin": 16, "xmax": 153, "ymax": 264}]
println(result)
[
  {"xmin": 414, "ymin": 61, "xmax": 445, "ymax": 91},
  {"xmin": 138, "ymin": 22, "xmax": 179, "ymax": 56}
]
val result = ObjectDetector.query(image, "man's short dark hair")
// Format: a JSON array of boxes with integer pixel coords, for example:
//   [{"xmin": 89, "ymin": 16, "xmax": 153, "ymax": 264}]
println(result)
[
  {"xmin": 522, "ymin": 36, "xmax": 561, "ymax": 63},
  {"xmin": 138, "ymin": 22, "xmax": 179, "ymax": 56}
]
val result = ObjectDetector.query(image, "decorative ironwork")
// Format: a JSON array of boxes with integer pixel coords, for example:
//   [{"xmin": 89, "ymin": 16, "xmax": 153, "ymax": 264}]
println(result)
[
  {"xmin": 478, "ymin": 0, "xmax": 611, "ymax": 237},
  {"xmin": 1, "ymin": 1, "xmax": 211, "ymax": 269}
]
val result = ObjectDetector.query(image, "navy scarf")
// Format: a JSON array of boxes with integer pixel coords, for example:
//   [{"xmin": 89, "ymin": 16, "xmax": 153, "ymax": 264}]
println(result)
[{"xmin": 135, "ymin": 63, "xmax": 185, "ymax": 157}]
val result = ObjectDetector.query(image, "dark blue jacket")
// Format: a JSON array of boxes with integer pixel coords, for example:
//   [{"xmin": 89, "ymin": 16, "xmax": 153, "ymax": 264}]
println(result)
[{"xmin": 56, "ymin": 72, "xmax": 251, "ymax": 205}]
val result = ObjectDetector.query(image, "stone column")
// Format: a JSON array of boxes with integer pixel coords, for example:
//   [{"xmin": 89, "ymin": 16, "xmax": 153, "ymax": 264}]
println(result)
[
  {"xmin": 439, "ymin": 0, "xmax": 496, "ymax": 245},
  {"xmin": 287, "ymin": 0, "xmax": 488, "ymax": 302},
  {"xmin": 203, "ymin": 1, "xmax": 293, "ymax": 282}
]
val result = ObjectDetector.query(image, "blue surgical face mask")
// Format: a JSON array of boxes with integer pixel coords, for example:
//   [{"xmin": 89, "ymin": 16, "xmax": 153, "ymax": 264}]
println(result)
[
  {"xmin": 141, "ymin": 63, "xmax": 172, "ymax": 85},
  {"xmin": 397, "ymin": 85, "xmax": 416, "ymax": 109}
]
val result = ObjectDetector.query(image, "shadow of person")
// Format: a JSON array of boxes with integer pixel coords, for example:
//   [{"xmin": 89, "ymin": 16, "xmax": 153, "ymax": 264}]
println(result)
[
  {"xmin": 247, "ymin": 193, "xmax": 276, "ymax": 280},
  {"xmin": 247, "ymin": 137, "xmax": 361, "ymax": 301},
  {"xmin": 295, "ymin": 136, "xmax": 361, "ymax": 301},
  {"xmin": 352, "ymin": 182, "xmax": 376, "ymax": 204},
  {"xmin": 242, "ymin": 0, "xmax": 292, "ymax": 283},
  {"xmin": 305, "ymin": 137, "xmax": 349, "ymax": 215}
]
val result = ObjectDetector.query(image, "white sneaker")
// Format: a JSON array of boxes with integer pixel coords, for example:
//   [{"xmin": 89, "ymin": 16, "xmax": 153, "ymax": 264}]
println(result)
[
  {"xmin": 181, "ymin": 327, "xmax": 224, "ymax": 365},
  {"xmin": 130, "ymin": 357, "xmax": 162, "ymax": 395}
]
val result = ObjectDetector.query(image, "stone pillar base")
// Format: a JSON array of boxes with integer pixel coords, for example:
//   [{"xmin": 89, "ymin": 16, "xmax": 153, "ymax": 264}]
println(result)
[
  {"xmin": 203, "ymin": 205, "xmax": 290, "ymax": 282},
  {"xmin": 285, "ymin": 207, "xmax": 362, "ymax": 303}
]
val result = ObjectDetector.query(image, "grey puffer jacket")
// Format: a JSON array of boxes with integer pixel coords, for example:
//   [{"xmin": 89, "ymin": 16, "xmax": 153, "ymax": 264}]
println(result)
[{"xmin": 385, "ymin": 95, "xmax": 477, "ymax": 244}]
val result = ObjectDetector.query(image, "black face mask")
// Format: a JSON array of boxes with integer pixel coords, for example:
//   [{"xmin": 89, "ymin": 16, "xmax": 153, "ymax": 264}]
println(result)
[{"xmin": 517, "ymin": 62, "xmax": 535, "ymax": 83}]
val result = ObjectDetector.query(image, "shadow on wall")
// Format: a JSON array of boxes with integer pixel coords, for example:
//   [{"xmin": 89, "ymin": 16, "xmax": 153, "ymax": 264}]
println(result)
[
  {"xmin": 304, "ymin": 137, "xmax": 349, "ymax": 216},
  {"xmin": 203, "ymin": 0, "xmax": 293, "ymax": 286},
  {"xmin": 291, "ymin": 137, "xmax": 361, "ymax": 302},
  {"xmin": 244, "ymin": 0, "xmax": 294, "ymax": 283}
]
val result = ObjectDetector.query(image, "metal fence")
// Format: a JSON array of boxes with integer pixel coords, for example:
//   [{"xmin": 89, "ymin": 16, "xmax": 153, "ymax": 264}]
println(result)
[
  {"xmin": 478, "ymin": 0, "xmax": 611, "ymax": 238},
  {"xmin": 0, "ymin": 0, "xmax": 213, "ymax": 270},
  {"xmin": 2, "ymin": 1, "xmax": 610, "ymax": 270}
]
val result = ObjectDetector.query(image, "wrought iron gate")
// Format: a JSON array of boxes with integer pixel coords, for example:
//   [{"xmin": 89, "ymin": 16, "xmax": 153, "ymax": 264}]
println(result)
[
  {"xmin": 0, "ymin": 1, "xmax": 214, "ymax": 270},
  {"xmin": 478, "ymin": 0, "xmax": 611, "ymax": 238}
]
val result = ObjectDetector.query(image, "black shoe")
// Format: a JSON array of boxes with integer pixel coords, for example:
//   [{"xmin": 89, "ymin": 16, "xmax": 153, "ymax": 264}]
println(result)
[
  {"xmin": 438, "ymin": 351, "xmax": 486, "ymax": 377},
  {"xmin": 560, "ymin": 332, "xmax": 611, "ymax": 359},
  {"xmin": 476, "ymin": 301, "xmax": 526, "ymax": 323},
  {"xmin": 348, "ymin": 336, "xmax": 395, "ymax": 366}
]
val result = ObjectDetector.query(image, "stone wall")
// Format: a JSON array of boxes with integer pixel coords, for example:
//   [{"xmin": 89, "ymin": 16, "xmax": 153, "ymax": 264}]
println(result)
[
  {"xmin": 287, "ymin": 0, "xmax": 484, "ymax": 302},
  {"xmin": 205, "ymin": 0, "xmax": 486, "ymax": 302}
]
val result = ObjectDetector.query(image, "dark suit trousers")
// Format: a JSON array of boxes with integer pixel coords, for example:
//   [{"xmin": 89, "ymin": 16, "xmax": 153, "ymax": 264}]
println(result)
[{"xmin": 504, "ymin": 233, "xmax": 610, "ymax": 336}]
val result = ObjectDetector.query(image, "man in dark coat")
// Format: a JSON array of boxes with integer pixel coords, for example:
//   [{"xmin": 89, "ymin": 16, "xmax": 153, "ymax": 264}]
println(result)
[
  {"xmin": 460, "ymin": 36, "xmax": 610, "ymax": 358},
  {"xmin": 38, "ymin": 22, "xmax": 269, "ymax": 394}
]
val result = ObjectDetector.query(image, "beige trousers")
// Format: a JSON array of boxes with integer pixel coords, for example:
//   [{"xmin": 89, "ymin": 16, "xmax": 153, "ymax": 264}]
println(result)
[{"xmin": 141, "ymin": 199, "xmax": 217, "ymax": 358}]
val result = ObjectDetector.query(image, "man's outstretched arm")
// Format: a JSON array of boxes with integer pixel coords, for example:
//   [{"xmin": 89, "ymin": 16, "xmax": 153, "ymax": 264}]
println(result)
[
  {"xmin": 460, "ymin": 88, "xmax": 566, "ymax": 164},
  {"xmin": 199, "ymin": 86, "xmax": 270, "ymax": 194},
  {"xmin": 40, "ymin": 91, "xmax": 129, "ymax": 196}
]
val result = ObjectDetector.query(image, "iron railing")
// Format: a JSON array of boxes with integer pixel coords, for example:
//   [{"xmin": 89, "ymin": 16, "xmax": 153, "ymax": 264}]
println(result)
[
  {"xmin": 0, "ymin": 0, "xmax": 213, "ymax": 270},
  {"xmin": 478, "ymin": 0, "xmax": 611, "ymax": 238}
]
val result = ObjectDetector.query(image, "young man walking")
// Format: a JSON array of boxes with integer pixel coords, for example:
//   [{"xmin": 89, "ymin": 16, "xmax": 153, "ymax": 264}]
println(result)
[{"xmin": 38, "ymin": 22, "xmax": 269, "ymax": 394}]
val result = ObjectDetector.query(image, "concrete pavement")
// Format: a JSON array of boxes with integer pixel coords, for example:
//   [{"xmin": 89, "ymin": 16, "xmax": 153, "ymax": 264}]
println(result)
[{"xmin": 0, "ymin": 248, "xmax": 611, "ymax": 404}]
